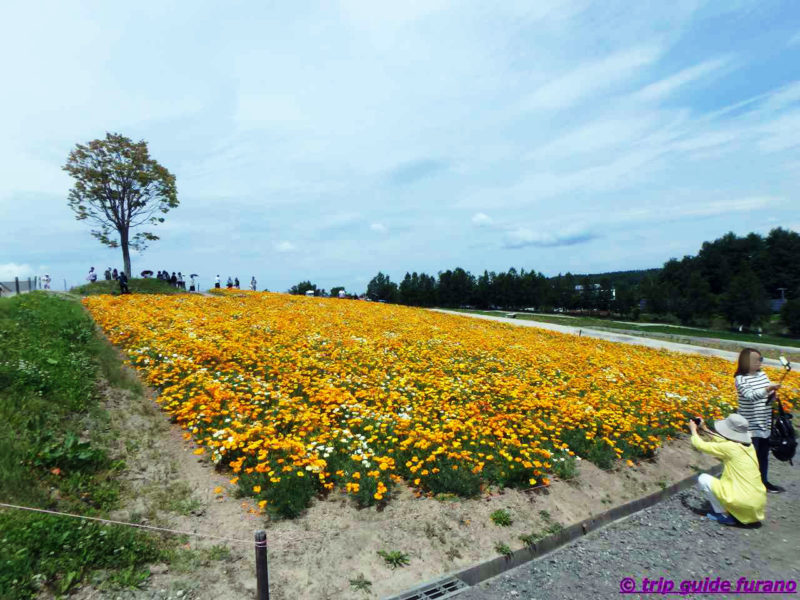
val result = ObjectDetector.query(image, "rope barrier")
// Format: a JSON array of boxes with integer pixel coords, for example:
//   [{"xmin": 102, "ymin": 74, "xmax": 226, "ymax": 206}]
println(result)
[{"xmin": 0, "ymin": 502, "xmax": 254, "ymax": 546}]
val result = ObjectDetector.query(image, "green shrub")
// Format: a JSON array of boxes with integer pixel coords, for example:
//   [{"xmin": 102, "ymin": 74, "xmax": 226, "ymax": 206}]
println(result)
[
  {"xmin": 490, "ymin": 509, "xmax": 513, "ymax": 527},
  {"xmin": 377, "ymin": 550, "xmax": 410, "ymax": 569}
]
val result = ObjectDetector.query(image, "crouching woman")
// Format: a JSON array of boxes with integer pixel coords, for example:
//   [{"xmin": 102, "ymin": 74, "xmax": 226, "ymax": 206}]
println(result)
[{"xmin": 689, "ymin": 414, "xmax": 766, "ymax": 525}]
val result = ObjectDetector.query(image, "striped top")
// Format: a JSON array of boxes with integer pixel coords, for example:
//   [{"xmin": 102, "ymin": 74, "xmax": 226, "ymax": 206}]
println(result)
[{"xmin": 734, "ymin": 371, "xmax": 773, "ymax": 438}]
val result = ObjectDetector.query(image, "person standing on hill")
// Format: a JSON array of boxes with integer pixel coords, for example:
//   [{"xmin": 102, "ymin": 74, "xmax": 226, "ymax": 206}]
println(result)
[
  {"xmin": 734, "ymin": 348, "xmax": 784, "ymax": 493},
  {"xmin": 250, "ymin": 276, "xmax": 257, "ymax": 291},
  {"xmin": 234, "ymin": 277, "xmax": 240, "ymax": 289},
  {"xmin": 112, "ymin": 268, "xmax": 118, "ymax": 280},
  {"xmin": 86, "ymin": 267, "xmax": 97, "ymax": 282},
  {"xmin": 118, "ymin": 270, "xmax": 129, "ymax": 294},
  {"xmin": 215, "ymin": 274, "xmax": 221, "ymax": 289},
  {"xmin": 104, "ymin": 267, "xmax": 112, "ymax": 280}
]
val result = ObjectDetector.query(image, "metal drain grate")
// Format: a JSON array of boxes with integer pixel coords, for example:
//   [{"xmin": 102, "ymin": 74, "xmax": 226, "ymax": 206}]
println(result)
[{"xmin": 385, "ymin": 576, "xmax": 469, "ymax": 600}]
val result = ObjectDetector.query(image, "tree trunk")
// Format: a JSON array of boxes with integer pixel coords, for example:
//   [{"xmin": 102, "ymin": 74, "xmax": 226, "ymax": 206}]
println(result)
[{"xmin": 120, "ymin": 229, "xmax": 132, "ymax": 278}]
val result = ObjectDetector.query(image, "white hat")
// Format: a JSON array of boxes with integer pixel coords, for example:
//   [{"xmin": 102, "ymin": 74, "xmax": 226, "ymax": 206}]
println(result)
[{"xmin": 714, "ymin": 413, "xmax": 752, "ymax": 444}]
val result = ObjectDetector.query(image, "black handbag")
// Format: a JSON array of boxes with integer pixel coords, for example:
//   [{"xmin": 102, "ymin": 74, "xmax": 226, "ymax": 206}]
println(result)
[{"xmin": 769, "ymin": 392, "xmax": 797, "ymax": 465}]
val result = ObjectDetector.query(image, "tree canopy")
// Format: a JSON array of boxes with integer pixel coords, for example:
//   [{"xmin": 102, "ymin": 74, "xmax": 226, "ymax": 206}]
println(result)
[
  {"xmin": 63, "ymin": 133, "xmax": 178, "ymax": 276},
  {"xmin": 359, "ymin": 228, "xmax": 800, "ymax": 332}
]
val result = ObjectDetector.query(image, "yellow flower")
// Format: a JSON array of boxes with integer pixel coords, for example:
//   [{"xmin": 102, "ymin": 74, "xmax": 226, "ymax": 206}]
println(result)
[
  {"xmin": 253, "ymin": 485, "xmax": 261, "ymax": 493},
  {"xmin": 213, "ymin": 486, "xmax": 223, "ymax": 494}
]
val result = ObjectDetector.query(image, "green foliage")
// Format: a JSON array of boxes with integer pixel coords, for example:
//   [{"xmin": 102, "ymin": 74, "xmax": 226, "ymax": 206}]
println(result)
[
  {"xmin": 0, "ymin": 293, "xmax": 173, "ymax": 596},
  {"xmin": 377, "ymin": 550, "xmax": 410, "ymax": 569},
  {"xmin": 721, "ymin": 267, "xmax": 770, "ymax": 328},
  {"xmin": 377, "ymin": 227, "xmax": 800, "ymax": 333},
  {"xmin": 494, "ymin": 542, "xmax": 513, "ymax": 558},
  {"xmin": 31, "ymin": 431, "xmax": 108, "ymax": 471},
  {"xmin": 560, "ymin": 429, "xmax": 617, "ymax": 470},
  {"xmin": 73, "ymin": 278, "xmax": 185, "ymax": 296},
  {"xmin": 782, "ymin": 299, "xmax": 800, "ymax": 335},
  {"xmin": 551, "ymin": 453, "xmax": 578, "ymax": 481},
  {"xmin": 519, "ymin": 512, "xmax": 564, "ymax": 548},
  {"xmin": 63, "ymin": 132, "xmax": 179, "ymax": 275},
  {"xmin": 349, "ymin": 574, "xmax": 373, "ymax": 594},
  {"xmin": 0, "ymin": 505, "xmax": 163, "ymax": 598},
  {"xmin": 288, "ymin": 281, "xmax": 318, "ymax": 295},
  {"xmin": 419, "ymin": 457, "xmax": 482, "ymax": 498},
  {"xmin": 366, "ymin": 272, "xmax": 398, "ymax": 302},
  {"xmin": 490, "ymin": 509, "xmax": 513, "ymax": 527}
]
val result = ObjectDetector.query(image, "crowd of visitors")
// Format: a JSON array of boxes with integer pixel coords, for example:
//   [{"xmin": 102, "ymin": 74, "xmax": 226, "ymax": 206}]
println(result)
[
  {"xmin": 155, "ymin": 270, "xmax": 187, "ymax": 289},
  {"xmin": 213, "ymin": 275, "xmax": 257, "ymax": 290}
]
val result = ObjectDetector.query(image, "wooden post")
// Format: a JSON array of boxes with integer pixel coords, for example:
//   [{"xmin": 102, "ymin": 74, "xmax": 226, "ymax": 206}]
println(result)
[
  {"xmin": 255, "ymin": 530, "xmax": 269, "ymax": 600},
  {"xmin": 28, "ymin": 277, "xmax": 32, "ymax": 292},
  {"xmin": 15, "ymin": 277, "xmax": 20, "ymax": 295}
]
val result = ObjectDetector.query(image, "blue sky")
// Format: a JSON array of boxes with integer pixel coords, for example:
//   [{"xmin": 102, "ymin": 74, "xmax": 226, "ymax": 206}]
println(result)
[{"xmin": 1, "ymin": 0, "xmax": 799, "ymax": 292}]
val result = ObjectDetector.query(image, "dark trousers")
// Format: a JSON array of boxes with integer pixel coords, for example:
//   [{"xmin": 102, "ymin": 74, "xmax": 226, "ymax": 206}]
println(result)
[{"xmin": 752, "ymin": 436, "xmax": 770, "ymax": 485}]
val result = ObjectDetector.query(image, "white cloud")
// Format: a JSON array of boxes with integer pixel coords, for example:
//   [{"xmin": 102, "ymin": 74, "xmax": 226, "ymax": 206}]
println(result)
[
  {"xmin": 788, "ymin": 31, "xmax": 800, "ymax": 47},
  {"xmin": 274, "ymin": 241, "xmax": 296, "ymax": 253},
  {"xmin": 471, "ymin": 212, "xmax": 493, "ymax": 226},
  {"xmin": 0, "ymin": 263, "xmax": 34, "ymax": 280},
  {"xmin": 633, "ymin": 57, "xmax": 731, "ymax": 101},
  {"xmin": 370, "ymin": 223, "xmax": 388, "ymax": 233},
  {"xmin": 522, "ymin": 46, "xmax": 661, "ymax": 111},
  {"xmin": 759, "ymin": 81, "xmax": 800, "ymax": 113}
]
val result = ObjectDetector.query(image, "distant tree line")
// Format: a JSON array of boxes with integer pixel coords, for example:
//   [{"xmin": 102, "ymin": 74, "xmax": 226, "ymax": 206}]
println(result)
[{"xmin": 289, "ymin": 228, "xmax": 800, "ymax": 334}]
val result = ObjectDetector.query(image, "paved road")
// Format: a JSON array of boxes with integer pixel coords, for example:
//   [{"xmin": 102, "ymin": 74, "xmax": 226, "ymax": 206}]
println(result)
[
  {"xmin": 458, "ymin": 457, "xmax": 800, "ymax": 600},
  {"xmin": 431, "ymin": 310, "xmax": 791, "ymax": 368}
]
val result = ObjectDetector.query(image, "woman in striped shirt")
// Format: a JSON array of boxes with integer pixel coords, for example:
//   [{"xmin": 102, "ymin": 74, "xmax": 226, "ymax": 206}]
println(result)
[{"xmin": 734, "ymin": 348, "xmax": 783, "ymax": 493}]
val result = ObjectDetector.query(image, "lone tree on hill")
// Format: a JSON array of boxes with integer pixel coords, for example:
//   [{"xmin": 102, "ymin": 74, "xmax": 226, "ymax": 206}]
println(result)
[{"xmin": 63, "ymin": 132, "xmax": 178, "ymax": 277}]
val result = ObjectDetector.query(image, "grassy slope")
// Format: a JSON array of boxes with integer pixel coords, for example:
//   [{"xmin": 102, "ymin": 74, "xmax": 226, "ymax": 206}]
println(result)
[
  {"xmin": 450, "ymin": 309, "xmax": 800, "ymax": 350},
  {"xmin": 72, "ymin": 278, "xmax": 185, "ymax": 296},
  {"xmin": 0, "ymin": 293, "xmax": 168, "ymax": 599}
]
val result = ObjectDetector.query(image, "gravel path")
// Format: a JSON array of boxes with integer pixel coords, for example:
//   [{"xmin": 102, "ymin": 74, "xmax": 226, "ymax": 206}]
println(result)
[
  {"xmin": 431, "ymin": 310, "xmax": 792, "ymax": 368},
  {"xmin": 458, "ymin": 458, "xmax": 800, "ymax": 600}
]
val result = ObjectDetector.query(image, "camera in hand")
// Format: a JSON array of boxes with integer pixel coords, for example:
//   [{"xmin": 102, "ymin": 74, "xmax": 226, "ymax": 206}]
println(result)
[{"xmin": 691, "ymin": 417, "xmax": 702, "ymax": 425}]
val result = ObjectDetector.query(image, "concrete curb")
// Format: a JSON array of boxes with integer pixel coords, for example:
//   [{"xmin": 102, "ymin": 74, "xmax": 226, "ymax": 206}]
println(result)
[{"xmin": 384, "ymin": 464, "xmax": 723, "ymax": 599}]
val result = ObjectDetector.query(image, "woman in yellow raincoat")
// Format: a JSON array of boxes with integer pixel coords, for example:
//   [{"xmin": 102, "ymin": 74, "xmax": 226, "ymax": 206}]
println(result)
[{"xmin": 690, "ymin": 414, "xmax": 766, "ymax": 525}]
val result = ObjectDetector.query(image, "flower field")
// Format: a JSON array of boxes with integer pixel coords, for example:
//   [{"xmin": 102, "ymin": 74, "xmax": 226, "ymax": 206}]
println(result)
[{"xmin": 83, "ymin": 292, "xmax": 800, "ymax": 517}]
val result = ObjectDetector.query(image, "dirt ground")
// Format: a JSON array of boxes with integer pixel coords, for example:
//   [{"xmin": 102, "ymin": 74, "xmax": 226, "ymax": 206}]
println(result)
[{"xmin": 62, "ymin": 374, "xmax": 722, "ymax": 600}]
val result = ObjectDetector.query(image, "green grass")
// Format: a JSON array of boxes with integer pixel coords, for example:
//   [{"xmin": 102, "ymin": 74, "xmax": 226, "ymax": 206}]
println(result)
[
  {"xmin": 72, "ymin": 278, "xmax": 186, "ymax": 296},
  {"xmin": 0, "ymin": 292, "xmax": 171, "ymax": 598},
  {"xmin": 451, "ymin": 309, "xmax": 800, "ymax": 351}
]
